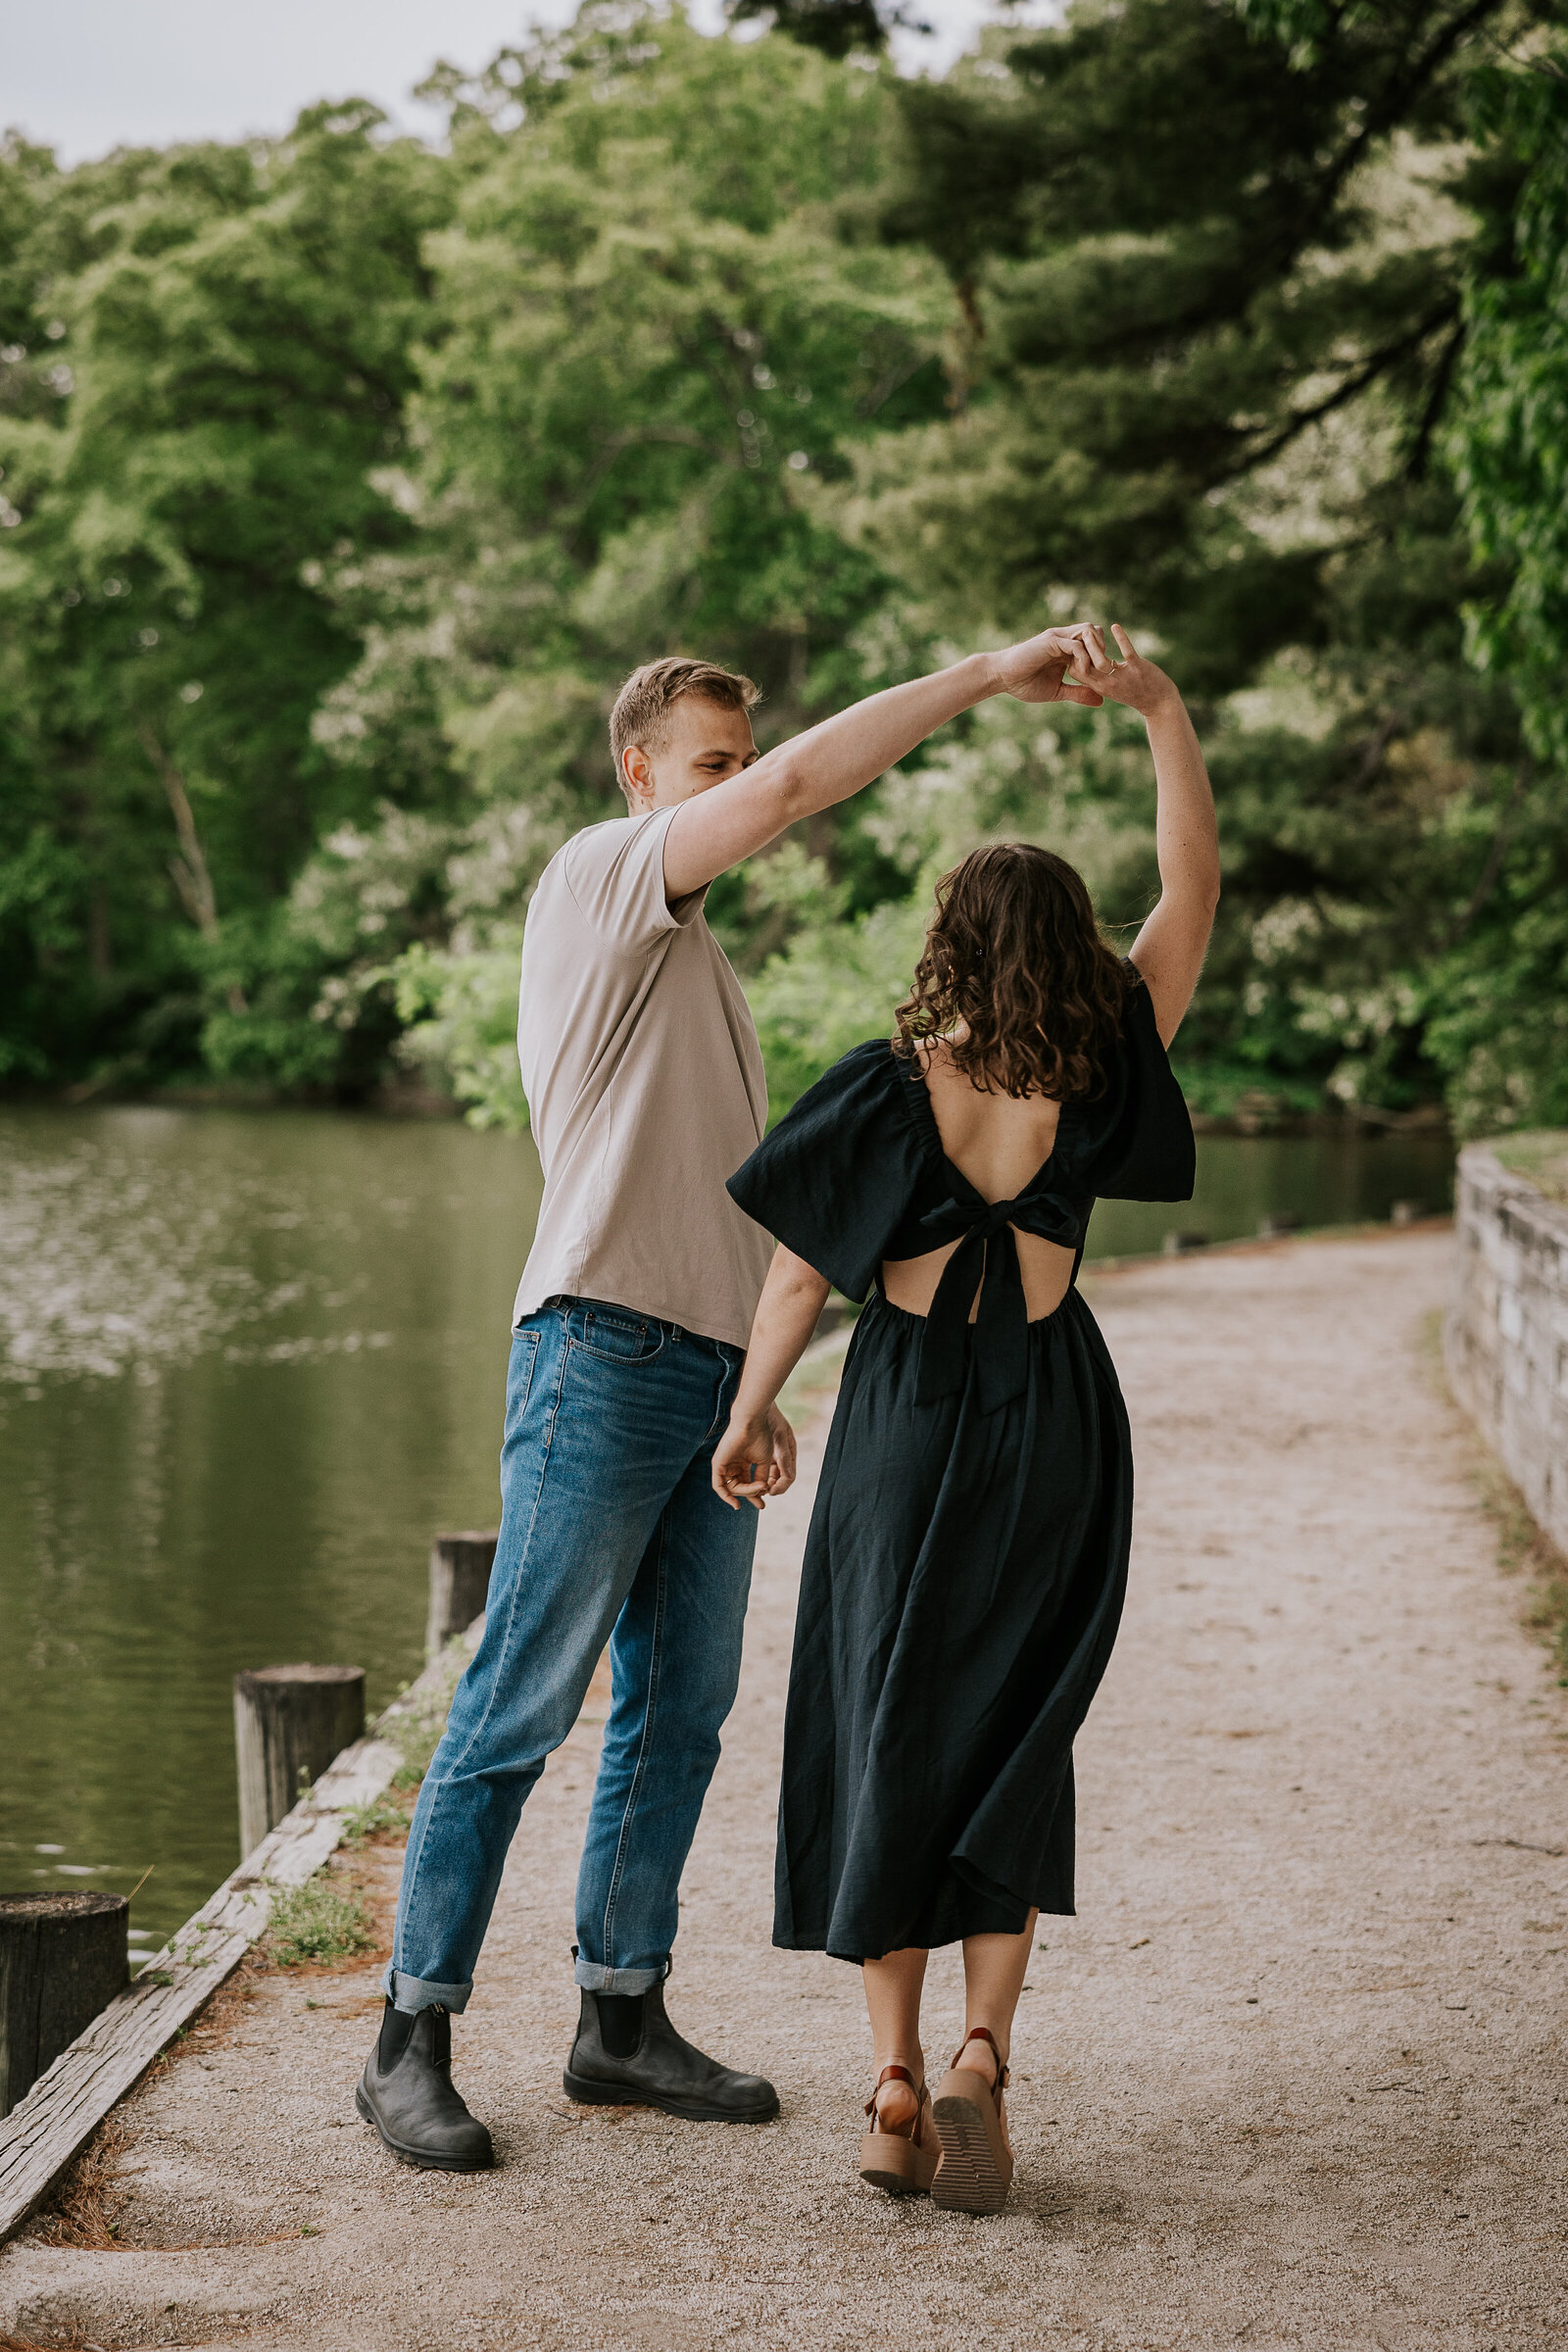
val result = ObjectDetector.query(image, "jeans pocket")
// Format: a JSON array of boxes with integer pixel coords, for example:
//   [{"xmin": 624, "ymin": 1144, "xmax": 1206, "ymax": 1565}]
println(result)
[
  {"xmin": 568, "ymin": 1306, "xmax": 666, "ymax": 1366},
  {"xmin": 514, "ymin": 1326, "xmax": 543, "ymax": 1402},
  {"xmin": 501, "ymin": 1327, "xmax": 544, "ymax": 1448}
]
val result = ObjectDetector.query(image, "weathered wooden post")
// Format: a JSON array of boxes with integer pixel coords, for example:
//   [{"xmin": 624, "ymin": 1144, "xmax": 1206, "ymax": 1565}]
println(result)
[
  {"xmin": 233, "ymin": 1665, "xmax": 366, "ymax": 1859},
  {"xmin": 0, "ymin": 1891, "xmax": 128, "ymax": 2119},
  {"xmin": 426, "ymin": 1531, "xmax": 497, "ymax": 1660}
]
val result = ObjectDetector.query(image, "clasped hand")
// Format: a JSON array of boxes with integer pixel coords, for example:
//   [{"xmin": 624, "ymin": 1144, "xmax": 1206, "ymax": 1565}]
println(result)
[{"xmin": 991, "ymin": 621, "xmax": 1176, "ymax": 717}]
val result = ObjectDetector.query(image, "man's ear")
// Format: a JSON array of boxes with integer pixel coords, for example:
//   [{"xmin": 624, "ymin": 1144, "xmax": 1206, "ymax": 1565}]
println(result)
[{"xmin": 621, "ymin": 745, "xmax": 656, "ymax": 808}]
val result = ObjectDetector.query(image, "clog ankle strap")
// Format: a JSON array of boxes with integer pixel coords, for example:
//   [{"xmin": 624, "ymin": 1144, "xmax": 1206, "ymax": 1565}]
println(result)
[
  {"xmin": 864, "ymin": 2062, "xmax": 927, "ymax": 2130},
  {"xmin": 951, "ymin": 2025, "xmax": 1009, "ymax": 2091}
]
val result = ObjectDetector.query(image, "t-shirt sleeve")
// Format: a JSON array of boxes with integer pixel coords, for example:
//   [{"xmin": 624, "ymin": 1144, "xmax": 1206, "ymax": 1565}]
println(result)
[
  {"xmin": 560, "ymin": 808, "xmax": 703, "ymax": 953},
  {"xmin": 1089, "ymin": 973, "xmax": 1198, "ymax": 1203},
  {"xmin": 725, "ymin": 1041, "xmax": 923, "ymax": 1302}
]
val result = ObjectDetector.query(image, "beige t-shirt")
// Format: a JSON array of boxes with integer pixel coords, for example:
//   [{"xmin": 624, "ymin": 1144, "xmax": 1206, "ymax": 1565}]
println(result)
[{"xmin": 511, "ymin": 806, "xmax": 773, "ymax": 1348}]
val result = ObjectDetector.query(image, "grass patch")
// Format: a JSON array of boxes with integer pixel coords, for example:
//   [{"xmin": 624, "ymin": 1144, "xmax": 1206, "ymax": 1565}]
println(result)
[
  {"xmin": 1490, "ymin": 1127, "xmax": 1568, "ymax": 1206},
  {"xmin": 1475, "ymin": 1455, "xmax": 1568, "ymax": 1683},
  {"xmin": 28, "ymin": 2113, "xmax": 133, "ymax": 2250},
  {"xmin": 1424, "ymin": 1305, "xmax": 1568, "ymax": 1680},
  {"xmin": 378, "ymin": 1634, "xmax": 470, "ymax": 1791},
  {"xmin": 265, "ymin": 1874, "xmax": 373, "ymax": 1968},
  {"xmin": 339, "ymin": 1790, "xmax": 410, "ymax": 1847}
]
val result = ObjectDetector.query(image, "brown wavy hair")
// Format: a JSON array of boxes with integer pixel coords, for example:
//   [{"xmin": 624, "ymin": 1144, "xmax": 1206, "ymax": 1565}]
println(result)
[{"xmin": 894, "ymin": 843, "xmax": 1131, "ymax": 1101}]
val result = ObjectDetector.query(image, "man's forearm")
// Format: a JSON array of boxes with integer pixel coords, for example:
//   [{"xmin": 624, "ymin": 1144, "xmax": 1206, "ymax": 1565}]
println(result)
[
  {"xmin": 663, "ymin": 654, "xmax": 998, "ymax": 899},
  {"xmin": 760, "ymin": 652, "xmax": 998, "ymax": 826}
]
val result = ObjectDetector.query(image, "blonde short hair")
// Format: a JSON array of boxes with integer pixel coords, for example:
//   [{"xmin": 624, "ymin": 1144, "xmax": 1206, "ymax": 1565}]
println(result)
[{"xmin": 609, "ymin": 658, "xmax": 760, "ymax": 807}]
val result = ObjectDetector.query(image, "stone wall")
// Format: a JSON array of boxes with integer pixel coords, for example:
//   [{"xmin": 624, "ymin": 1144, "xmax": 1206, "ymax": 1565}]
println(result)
[{"xmin": 1446, "ymin": 1142, "xmax": 1568, "ymax": 1553}]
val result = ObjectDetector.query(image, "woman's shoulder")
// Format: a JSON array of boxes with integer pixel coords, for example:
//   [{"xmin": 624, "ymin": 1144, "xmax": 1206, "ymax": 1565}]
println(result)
[
  {"xmin": 827, "ymin": 1039, "xmax": 903, "ymax": 1082},
  {"xmin": 830, "ymin": 1035, "xmax": 904, "ymax": 1078}
]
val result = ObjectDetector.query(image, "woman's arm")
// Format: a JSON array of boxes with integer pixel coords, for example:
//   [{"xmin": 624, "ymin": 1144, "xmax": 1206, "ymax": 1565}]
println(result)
[
  {"xmin": 1071, "ymin": 625, "xmax": 1220, "ymax": 1046},
  {"xmin": 711, "ymin": 1249, "xmax": 831, "ymax": 1511}
]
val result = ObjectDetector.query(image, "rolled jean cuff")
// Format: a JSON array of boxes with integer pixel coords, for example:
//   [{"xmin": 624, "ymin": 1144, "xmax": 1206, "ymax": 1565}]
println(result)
[
  {"xmin": 383, "ymin": 1965, "xmax": 472, "ymax": 2015},
  {"xmin": 573, "ymin": 1953, "xmax": 667, "ymax": 1995}
]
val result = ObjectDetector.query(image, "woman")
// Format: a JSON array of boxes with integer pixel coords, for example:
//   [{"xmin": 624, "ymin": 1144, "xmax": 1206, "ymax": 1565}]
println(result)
[{"xmin": 711, "ymin": 623, "xmax": 1219, "ymax": 2214}]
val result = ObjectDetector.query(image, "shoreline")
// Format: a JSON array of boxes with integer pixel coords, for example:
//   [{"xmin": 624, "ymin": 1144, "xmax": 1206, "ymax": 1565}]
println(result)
[{"xmin": 0, "ymin": 1080, "xmax": 1456, "ymax": 1144}]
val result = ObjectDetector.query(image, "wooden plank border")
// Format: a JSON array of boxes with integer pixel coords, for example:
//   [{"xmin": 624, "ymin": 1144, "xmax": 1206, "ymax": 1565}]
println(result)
[{"xmin": 0, "ymin": 1621, "xmax": 481, "ymax": 2244}]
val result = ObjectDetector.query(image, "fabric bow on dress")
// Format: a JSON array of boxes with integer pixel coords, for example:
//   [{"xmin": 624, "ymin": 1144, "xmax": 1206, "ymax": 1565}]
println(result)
[{"xmin": 912, "ymin": 1170, "xmax": 1084, "ymax": 1413}]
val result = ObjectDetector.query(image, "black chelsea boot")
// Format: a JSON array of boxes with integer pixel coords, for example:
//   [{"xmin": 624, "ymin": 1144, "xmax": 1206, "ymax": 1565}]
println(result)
[
  {"xmin": 563, "ymin": 1970, "xmax": 779, "ymax": 2123},
  {"xmin": 357, "ymin": 1998, "xmax": 495, "ymax": 2171}
]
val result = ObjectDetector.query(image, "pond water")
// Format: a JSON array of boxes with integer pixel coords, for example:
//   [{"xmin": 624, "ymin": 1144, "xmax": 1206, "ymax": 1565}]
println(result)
[{"xmin": 0, "ymin": 1104, "xmax": 1452, "ymax": 1950}]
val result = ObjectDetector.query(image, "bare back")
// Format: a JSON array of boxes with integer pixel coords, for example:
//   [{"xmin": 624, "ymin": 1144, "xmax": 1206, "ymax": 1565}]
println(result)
[{"xmin": 880, "ymin": 1039, "xmax": 1078, "ymax": 1323}]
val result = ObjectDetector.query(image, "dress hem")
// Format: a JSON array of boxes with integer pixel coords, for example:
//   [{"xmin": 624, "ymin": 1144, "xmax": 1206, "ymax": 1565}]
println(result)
[{"xmin": 773, "ymin": 1901, "xmax": 1079, "ymax": 1966}]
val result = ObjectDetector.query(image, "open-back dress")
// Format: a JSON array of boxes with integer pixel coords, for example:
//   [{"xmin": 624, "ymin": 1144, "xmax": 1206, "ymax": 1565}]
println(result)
[{"xmin": 725, "ymin": 967, "xmax": 1196, "ymax": 1963}]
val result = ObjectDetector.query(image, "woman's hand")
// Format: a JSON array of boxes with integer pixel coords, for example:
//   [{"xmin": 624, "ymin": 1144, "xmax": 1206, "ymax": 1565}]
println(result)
[
  {"xmin": 1066, "ymin": 623, "xmax": 1178, "ymax": 717},
  {"xmin": 711, "ymin": 1403, "xmax": 798, "ymax": 1511}
]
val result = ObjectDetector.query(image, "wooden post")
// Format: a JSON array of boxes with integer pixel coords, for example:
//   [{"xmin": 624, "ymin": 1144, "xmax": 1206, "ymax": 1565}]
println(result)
[
  {"xmin": 426, "ymin": 1532, "xmax": 497, "ymax": 1661},
  {"xmin": 0, "ymin": 1893, "xmax": 128, "ymax": 2120},
  {"xmin": 233, "ymin": 1665, "xmax": 365, "ymax": 1860}
]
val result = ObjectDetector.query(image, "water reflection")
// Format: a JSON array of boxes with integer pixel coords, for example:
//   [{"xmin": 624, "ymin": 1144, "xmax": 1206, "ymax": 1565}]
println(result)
[
  {"xmin": 0, "ymin": 1107, "xmax": 540, "ymax": 1941},
  {"xmin": 0, "ymin": 1105, "xmax": 1450, "ymax": 1945}
]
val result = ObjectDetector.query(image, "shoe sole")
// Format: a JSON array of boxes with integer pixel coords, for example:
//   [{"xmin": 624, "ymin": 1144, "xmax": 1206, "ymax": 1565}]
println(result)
[
  {"xmin": 858, "ymin": 2143, "xmax": 936, "ymax": 2197},
  {"xmin": 930, "ymin": 2074, "xmax": 1012, "ymax": 2216},
  {"xmin": 562, "ymin": 2068, "xmax": 779, "ymax": 2124},
  {"xmin": 859, "ymin": 2163, "xmax": 930, "ymax": 2196},
  {"xmin": 355, "ymin": 2082, "xmax": 494, "ymax": 2172}
]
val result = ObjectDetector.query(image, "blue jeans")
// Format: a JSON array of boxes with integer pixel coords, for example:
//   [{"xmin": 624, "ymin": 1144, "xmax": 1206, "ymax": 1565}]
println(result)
[{"xmin": 387, "ymin": 1298, "xmax": 757, "ymax": 2011}]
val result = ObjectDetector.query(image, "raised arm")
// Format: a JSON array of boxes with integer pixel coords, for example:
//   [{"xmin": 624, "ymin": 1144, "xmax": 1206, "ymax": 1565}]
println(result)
[
  {"xmin": 1070, "ymin": 625, "xmax": 1220, "ymax": 1046},
  {"xmin": 663, "ymin": 626, "xmax": 1107, "ymax": 902}
]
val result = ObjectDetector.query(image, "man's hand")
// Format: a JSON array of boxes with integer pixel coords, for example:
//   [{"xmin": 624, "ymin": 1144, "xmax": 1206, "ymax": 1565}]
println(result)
[
  {"xmin": 711, "ymin": 1402, "xmax": 797, "ymax": 1512},
  {"xmin": 988, "ymin": 622, "xmax": 1110, "ymax": 708}
]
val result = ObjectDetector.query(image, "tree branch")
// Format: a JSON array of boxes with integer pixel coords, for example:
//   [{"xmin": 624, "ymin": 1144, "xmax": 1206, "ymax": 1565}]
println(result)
[
  {"xmin": 1303, "ymin": 0, "xmax": 1512, "ymax": 247},
  {"xmin": 135, "ymin": 720, "xmax": 249, "ymax": 1012},
  {"xmin": 1207, "ymin": 300, "xmax": 1460, "ymax": 487}
]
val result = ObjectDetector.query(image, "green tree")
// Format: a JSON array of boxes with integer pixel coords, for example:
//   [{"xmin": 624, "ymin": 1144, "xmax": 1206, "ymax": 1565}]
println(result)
[
  {"xmin": 4, "ymin": 1, "xmax": 1562, "ymax": 1138},
  {"xmin": 776, "ymin": 0, "xmax": 1553, "ymax": 1124},
  {"xmin": 0, "ymin": 107, "xmax": 452, "ymax": 1087},
  {"xmin": 317, "ymin": 6, "xmax": 952, "ymax": 1102},
  {"xmin": 1433, "ymin": 27, "xmax": 1568, "ymax": 1131}
]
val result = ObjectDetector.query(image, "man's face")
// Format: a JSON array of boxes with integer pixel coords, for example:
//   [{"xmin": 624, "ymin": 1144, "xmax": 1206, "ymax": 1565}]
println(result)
[{"xmin": 622, "ymin": 696, "xmax": 758, "ymax": 810}]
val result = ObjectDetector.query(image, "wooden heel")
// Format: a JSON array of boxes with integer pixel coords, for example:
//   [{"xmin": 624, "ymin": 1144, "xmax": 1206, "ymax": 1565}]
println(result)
[{"xmin": 858, "ymin": 2065, "xmax": 939, "ymax": 2198}]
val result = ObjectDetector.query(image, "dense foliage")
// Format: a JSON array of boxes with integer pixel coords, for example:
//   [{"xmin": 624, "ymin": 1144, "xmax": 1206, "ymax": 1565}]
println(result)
[{"xmin": 2, "ymin": 1, "xmax": 1564, "ymax": 1134}]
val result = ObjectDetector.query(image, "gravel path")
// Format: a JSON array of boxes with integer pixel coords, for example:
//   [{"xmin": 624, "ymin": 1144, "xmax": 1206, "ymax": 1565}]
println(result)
[{"xmin": 4, "ymin": 1228, "xmax": 1566, "ymax": 2352}]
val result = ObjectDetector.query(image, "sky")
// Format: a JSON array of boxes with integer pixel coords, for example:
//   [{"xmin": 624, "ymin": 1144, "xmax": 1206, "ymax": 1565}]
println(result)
[{"xmin": 5, "ymin": 1, "xmax": 1054, "ymax": 166}]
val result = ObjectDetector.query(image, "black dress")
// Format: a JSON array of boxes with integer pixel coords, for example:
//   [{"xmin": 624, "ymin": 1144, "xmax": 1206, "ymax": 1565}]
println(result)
[{"xmin": 725, "ymin": 971, "xmax": 1196, "ymax": 1963}]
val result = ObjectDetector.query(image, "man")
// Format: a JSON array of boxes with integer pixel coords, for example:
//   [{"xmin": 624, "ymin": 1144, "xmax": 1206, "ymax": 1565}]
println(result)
[{"xmin": 358, "ymin": 625, "xmax": 1109, "ymax": 2169}]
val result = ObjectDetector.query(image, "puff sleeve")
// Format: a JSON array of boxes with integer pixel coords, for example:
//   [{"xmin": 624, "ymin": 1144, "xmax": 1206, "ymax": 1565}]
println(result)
[
  {"xmin": 1086, "ymin": 973, "xmax": 1197, "ymax": 1203},
  {"xmin": 725, "ymin": 1040, "xmax": 925, "ymax": 1301}
]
